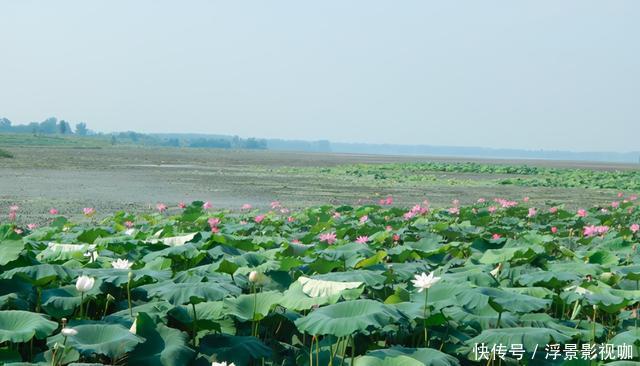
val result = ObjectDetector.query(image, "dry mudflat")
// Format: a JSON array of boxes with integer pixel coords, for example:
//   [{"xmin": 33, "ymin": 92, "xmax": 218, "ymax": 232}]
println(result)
[{"xmin": 0, "ymin": 145, "xmax": 630, "ymax": 224}]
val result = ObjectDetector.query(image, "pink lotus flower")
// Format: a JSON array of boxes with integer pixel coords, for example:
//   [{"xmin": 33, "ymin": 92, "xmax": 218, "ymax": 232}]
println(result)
[
  {"xmin": 14, "ymin": 228, "xmax": 23, "ymax": 234},
  {"xmin": 270, "ymin": 201, "xmax": 281, "ymax": 209},
  {"xmin": 49, "ymin": 208, "xmax": 59, "ymax": 215},
  {"xmin": 403, "ymin": 211, "xmax": 416, "ymax": 220},
  {"xmin": 630, "ymin": 195, "xmax": 638, "ymax": 201},
  {"xmin": 319, "ymin": 232, "xmax": 337, "ymax": 244},
  {"xmin": 477, "ymin": 198, "xmax": 486, "ymax": 203},
  {"xmin": 355, "ymin": 235, "xmax": 369, "ymax": 244},
  {"xmin": 333, "ymin": 212, "xmax": 341, "ymax": 219},
  {"xmin": 611, "ymin": 201, "xmax": 620, "ymax": 209},
  {"xmin": 385, "ymin": 196, "xmax": 393, "ymax": 205},
  {"xmin": 240, "ymin": 220, "xmax": 248, "ymax": 225},
  {"xmin": 577, "ymin": 209, "xmax": 587, "ymax": 217},
  {"xmin": 254, "ymin": 214, "xmax": 265, "ymax": 224},
  {"xmin": 583, "ymin": 225, "xmax": 609, "ymax": 237},
  {"xmin": 156, "ymin": 203, "xmax": 167, "ymax": 213},
  {"xmin": 583, "ymin": 225, "xmax": 597, "ymax": 237},
  {"xmin": 523, "ymin": 197, "xmax": 530, "ymax": 203},
  {"xmin": 9, "ymin": 205, "xmax": 19, "ymax": 212},
  {"xmin": 83, "ymin": 207, "xmax": 96, "ymax": 217},
  {"xmin": 448, "ymin": 207, "xmax": 459, "ymax": 215},
  {"xmin": 549, "ymin": 207, "xmax": 558, "ymax": 214},
  {"xmin": 287, "ymin": 216, "xmax": 295, "ymax": 223},
  {"xmin": 8, "ymin": 212, "xmax": 16, "ymax": 221},
  {"xmin": 359, "ymin": 215, "xmax": 369, "ymax": 224},
  {"xmin": 618, "ymin": 192, "xmax": 624, "ymax": 198},
  {"xmin": 124, "ymin": 221, "xmax": 134, "ymax": 228},
  {"xmin": 527, "ymin": 208, "xmax": 537, "ymax": 218},
  {"xmin": 178, "ymin": 202, "xmax": 187, "ymax": 209},
  {"xmin": 27, "ymin": 223, "xmax": 38, "ymax": 230},
  {"xmin": 292, "ymin": 239, "xmax": 301, "ymax": 244},
  {"xmin": 203, "ymin": 201, "xmax": 213, "ymax": 210},
  {"xmin": 208, "ymin": 217, "xmax": 221, "ymax": 228},
  {"xmin": 551, "ymin": 226, "xmax": 558, "ymax": 234},
  {"xmin": 393, "ymin": 234, "xmax": 400, "ymax": 242},
  {"xmin": 488, "ymin": 206, "xmax": 497, "ymax": 214},
  {"xmin": 495, "ymin": 198, "xmax": 518, "ymax": 208},
  {"xmin": 631, "ymin": 224, "xmax": 640, "ymax": 233},
  {"xmin": 452, "ymin": 199, "xmax": 460, "ymax": 207},
  {"xmin": 241, "ymin": 203, "xmax": 252, "ymax": 210},
  {"xmin": 211, "ymin": 226, "xmax": 220, "ymax": 233},
  {"xmin": 385, "ymin": 225, "xmax": 392, "ymax": 231},
  {"xmin": 492, "ymin": 233, "xmax": 502, "ymax": 240}
]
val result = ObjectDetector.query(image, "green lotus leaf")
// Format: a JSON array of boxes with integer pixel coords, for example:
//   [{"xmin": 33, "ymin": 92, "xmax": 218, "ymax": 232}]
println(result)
[
  {"xmin": 312, "ymin": 270, "xmax": 386, "ymax": 289},
  {"xmin": 0, "ymin": 310, "xmax": 58, "ymax": 343},
  {"xmin": 357, "ymin": 347, "xmax": 460, "ymax": 366},
  {"xmin": 198, "ymin": 334, "xmax": 272, "ymax": 365},
  {"xmin": 47, "ymin": 323, "xmax": 145, "ymax": 359},
  {"xmin": 354, "ymin": 355, "xmax": 424, "ymax": 366},
  {"xmin": 295, "ymin": 299, "xmax": 404, "ymax": 337},
  {"xmin": 72, "ymin": 268, "xmax": 172, "ymax": 287},
  {"xmin": 128, "ymin": 313, "xmax": 195, "ymax": 366},
  {"xmin": 142, "ymin": 281, "xmax": 240, "ymax": 305},
  {"xmin": 297, "ymin": 276, "xmax": 363, "ymax": 298},
  {"xmin": 36, "ymin": 243, "xmax": 93, "ymax": 262},
  {"xmin": 280, "ymin": 281, "xmax": 362, "ymax": 311},
  {"xmin": 105, "ymin": 300, "xmax": 173, "ymax": 324},
  {"xmin": 1, "ymin": 264, "xmax": 73, "ymax": 286},
  {"xmin": 41, "ymin": 285, "xmax": 81, "ymax": 318},
  {"xmin": 465, "ymin": 327, "xmax": 572, "ymax": 357},
  {"xmin": 443, "ymin": 305, "xmax": 518, "ymax": 331},
  {"xmin": 0, "ymin": 239, "xmax": 25, "ymax": 266},
  {"xmin": 223, "ymin": 290, "xmax": 282, "ymax": 321}
]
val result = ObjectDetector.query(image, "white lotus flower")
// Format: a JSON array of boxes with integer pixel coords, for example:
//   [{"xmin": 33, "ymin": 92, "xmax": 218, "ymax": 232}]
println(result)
[
  {"xmin": 61, "ymin": 327, "xmax": 78, "ymax": 337},
  {"xmin": 112, "ymin": 258, "xmax": 133, "ymax": 270},
  {"xmin": 130, "ymin": 318, "xmax": 137, "ymax": 334},
  {"xmin": 75, "ymin": 275, "xmax": 95, "ymax": 293},
  {"xmin": 490, "ymin": 263, "xmax": 503, "ymax": 277},
  {"xmin": 212, "ymin": 362, "xmax": 235, "ymax": 366},
  {"xmin": 411, "ymin": 272, "xmax": 441, "ymax": 292}
]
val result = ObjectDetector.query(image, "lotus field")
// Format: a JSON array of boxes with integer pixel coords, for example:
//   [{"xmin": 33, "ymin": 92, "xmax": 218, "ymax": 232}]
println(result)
[{"xmin": 3, "ymin": 195, "xmax": 640, "ymax": 366}]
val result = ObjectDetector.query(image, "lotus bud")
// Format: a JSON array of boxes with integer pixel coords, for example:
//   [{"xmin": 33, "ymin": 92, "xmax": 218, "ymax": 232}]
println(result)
[
  {"xmin": 61, "ymin": 327, "xmax": 78, "ymax": 337},
  {"xmin": 130, "ymin": 317, "xmax": 137, "ymax": 334},
  {"xmin": 75, "ymin": 275, "xmax": 95, "ymax": 293},
  {"xmin": 599, "ymin": 272, "xmax": 618, "ymax": 285},
  {"xmin": 249, "ymin": 270, "xmax": 268, "ymax": 286}
]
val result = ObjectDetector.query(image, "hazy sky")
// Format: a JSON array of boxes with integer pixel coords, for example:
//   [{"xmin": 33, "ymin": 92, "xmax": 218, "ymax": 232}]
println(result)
[{"xmin": 1, "ymin": 1, "xmax": 638, "ymax": 152}]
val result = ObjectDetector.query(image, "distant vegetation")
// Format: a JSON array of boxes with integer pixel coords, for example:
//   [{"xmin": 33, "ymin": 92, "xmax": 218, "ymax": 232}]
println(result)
[
  {"xmin": 1, "ymin": 116, "xmax": 639, "ymax": 163},
  {"xmin": 0, "ymin": 147, "xmax": 13, "ymax": 158},
  {"xmin": 283, "ymin": 161, "xmax": 640, "ymax": 191}
]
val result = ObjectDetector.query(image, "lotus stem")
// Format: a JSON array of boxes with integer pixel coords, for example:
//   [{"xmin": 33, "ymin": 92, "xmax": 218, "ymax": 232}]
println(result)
[
  {"xmin": 423, "ymin": 288, "xmax": 429, "ymax": 348},
  {"xmin": 316, "ymin": 335, "xmax": 319, "ymax": 366},
  {"xmin": 496, "ymin": 311, "xmax": 502, "ymax": 328},
  {"xmin": 103, "ymin": 296, "xmax": 111, "ymax": 319},
  {"xmin": 192, "ymin": 302, "xmax": 198, "ymax": 347},
  {"xmin": 592, "ymin": 306, "xmax": 597, "ymax": 344},
  {"xmin": 351, "ymin": 335, "xmax": 355, "ymax": 363},
  {"xmin": 127, "ymin": 273, "xmax": 133, "ymax": 318},
  {"xmin": 79, "ymin": 292, "xmax": 84, "ymax": 319},
  {"xmin": 309, "ymin": 336, "xmax": 314, "ymax": 366},
  {"xmin": 252, "ymin": 284, "xmax": 258, "ymax": 337},
  {"xmin": 339, "ymin": 336, "xmax": 348, "ymax": 366}
]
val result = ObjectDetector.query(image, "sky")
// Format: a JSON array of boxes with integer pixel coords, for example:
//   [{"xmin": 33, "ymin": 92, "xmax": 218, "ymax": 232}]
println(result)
[{"xmin": 1, "ymin": 1, "xmax": 638, "ymax": 152}]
